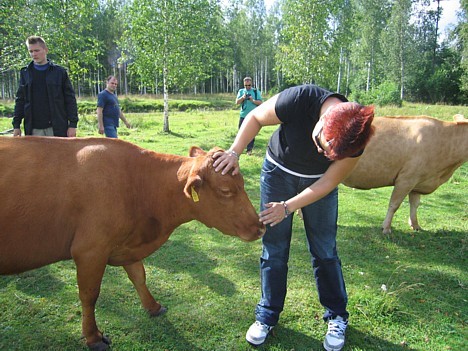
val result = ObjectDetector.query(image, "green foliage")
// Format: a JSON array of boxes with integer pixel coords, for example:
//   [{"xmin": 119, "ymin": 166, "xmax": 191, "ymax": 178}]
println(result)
[
  {"xmin": 278, "ymin": 0, "xmax": 333, "ymax": 85},
  {"xmin": 0, "ymin": 0, "xmax": 466, "ymax": 103},
  {"xmin": 380, "ymin": 0, "xmax": 412, "ymax": 88},
  {"xmin": 76, "ymin": 100, "xmax": 97, "ymax": 115},
  {"xmin": 0, "ymin": 94, "xmax": 238, "ymax": 118},
  {"xmin": 119, "ymin": 98, "xmax": 213, "ymax": 113},
  {"xmin": 350, "ymin": 81, "xmax": 402, "ymax": 107},
  {"xmin": 0, "ymin": 0, "xmax": 30, "ymax": 72},
  {"xmin": 122, "ymin": 0, "xmax": 222, "ymax": 89},
  {"xmin": 458, "ymin": 0, "xmax": 468, "ymax": 99},
  {"xmin": 0, "ymin": 102, "xmax": 14, "ymax": 117},
  {"xmin": 421, "ymin": 45, "xmax": 463, "ymax": 105},
  {"xmin": 74, "ymin": 95, "xmax": 235, "ymax": 116}
]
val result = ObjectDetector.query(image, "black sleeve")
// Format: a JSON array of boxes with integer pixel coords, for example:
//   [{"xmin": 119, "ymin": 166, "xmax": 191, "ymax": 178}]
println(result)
[{"xmin": 13, "ymin": 69, "xmax": 27, "ymax": 128}]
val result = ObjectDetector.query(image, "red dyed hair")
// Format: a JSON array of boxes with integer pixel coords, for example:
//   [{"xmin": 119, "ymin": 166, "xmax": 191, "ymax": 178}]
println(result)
[{"xmin": 322, "ymin": 102, "xmax": 375, "ymax": 160}]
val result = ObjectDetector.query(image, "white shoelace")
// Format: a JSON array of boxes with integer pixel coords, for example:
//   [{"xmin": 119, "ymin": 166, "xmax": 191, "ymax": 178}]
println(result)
[
  {"xmin": 255, "ymin": 321, "xmax": 271, "ymax": 331},
  {"xmin": 327, "ymin": 318, "xmax": 348, "ymax": 337}
]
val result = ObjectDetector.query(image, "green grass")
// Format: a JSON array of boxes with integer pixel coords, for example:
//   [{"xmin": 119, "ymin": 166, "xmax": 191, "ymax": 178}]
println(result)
[{"xmin": 0, "ymin": 100, "xmax": 466, "ymax": 350}]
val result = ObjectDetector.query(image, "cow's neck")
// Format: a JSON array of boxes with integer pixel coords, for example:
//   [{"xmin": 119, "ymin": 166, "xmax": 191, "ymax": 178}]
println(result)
[
  {"xmin": 445, "ymin": 122, "xmax": 468, "ymax": 163},
  {"xmin": 137, "ymin": 152, "xmax": 197, "ymax": 233}
]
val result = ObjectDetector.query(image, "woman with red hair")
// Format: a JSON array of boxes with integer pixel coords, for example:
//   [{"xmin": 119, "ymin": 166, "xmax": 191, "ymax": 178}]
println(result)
[{"xmin": 213, "ymin": 84, "xmax": 374, "ymax": 351}]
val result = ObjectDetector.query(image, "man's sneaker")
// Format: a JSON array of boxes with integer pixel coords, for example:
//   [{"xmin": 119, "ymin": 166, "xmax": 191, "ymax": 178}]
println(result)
[
  {"xmin": 323, "ymin": 316, "xmax": 348, "ymax": 351},
  {"xmin": 245, "ymin": 321, "xmax": 273, "ymax": 346}
]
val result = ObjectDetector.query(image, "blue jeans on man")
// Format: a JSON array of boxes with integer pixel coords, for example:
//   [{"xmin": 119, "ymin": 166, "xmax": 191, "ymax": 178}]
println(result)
[
  {"xmin": 104, "ymin": 125, "xmax": 118, "ymax": 138},
  {"xmin": 254, "ymin": 158, "xmax": 348, "ymax": 327}
]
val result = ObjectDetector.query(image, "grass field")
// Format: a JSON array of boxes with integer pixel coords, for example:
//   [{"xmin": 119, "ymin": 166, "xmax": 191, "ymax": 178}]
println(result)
[{"xmin": 0, "ymin": 100, "xmax": 466, "ymax": 350}]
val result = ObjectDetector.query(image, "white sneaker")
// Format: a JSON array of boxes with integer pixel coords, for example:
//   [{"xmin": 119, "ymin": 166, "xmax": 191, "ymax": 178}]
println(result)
[
  {"xmin": 245, "ymin": 320, "xmax": 273, "ymax": 346},
  {"xmin": 323, "ymin": 316, "xmax": 348, "ymax": 351}
]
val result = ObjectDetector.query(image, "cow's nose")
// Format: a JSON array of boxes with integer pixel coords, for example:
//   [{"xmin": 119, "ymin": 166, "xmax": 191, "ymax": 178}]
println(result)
[{"xmin": 257, "ymin": 224, "xmax": 266, "ymax": 238}]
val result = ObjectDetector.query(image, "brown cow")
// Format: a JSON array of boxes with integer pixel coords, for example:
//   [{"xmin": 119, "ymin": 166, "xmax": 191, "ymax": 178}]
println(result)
[
  {"xmin": 0, "ymin": 137, "xmax": 265, "ymax": 350},
  {"xmin": 343, "ymin": 115, "xmax": 468, "ymax": 234}
]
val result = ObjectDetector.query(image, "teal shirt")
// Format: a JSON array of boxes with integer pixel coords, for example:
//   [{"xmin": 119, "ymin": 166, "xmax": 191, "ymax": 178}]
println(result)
[{"xmin": 237, "ymin": 88, "xmax": 262, "ymax": 119}]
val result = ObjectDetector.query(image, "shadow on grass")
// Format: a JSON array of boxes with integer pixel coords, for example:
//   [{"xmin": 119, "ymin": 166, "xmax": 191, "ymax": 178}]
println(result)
[
  {"xmin": 338, "ymin": 224, "xmax": 466, "ymax": 273},
  {"xmin": 146, "ymin": 238, "xmax": 238, "ymax": 297},
  {"xmin": 116, "ymin": 315, "xmax": 206, "ymax": 351},
  {"xmin": 0, "ymin": 264, "xmax": 66, "ymax": 297},
  {"xmin": 347, "ymin": 326, "xmax": 418, "ymax": 351},
  {"xmin": 251, "ymin": 326, "xmax": 321, "ymax": 350}
]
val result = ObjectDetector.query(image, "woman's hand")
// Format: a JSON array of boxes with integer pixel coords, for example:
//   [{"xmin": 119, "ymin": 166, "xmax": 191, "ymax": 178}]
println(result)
[
  {"xmin": 213, "ymin": 150, "xmax": 240, "ymax": 175},
  {"xmin": 259, "ymin": 202, "xmax": 290, "ymax": 227}
]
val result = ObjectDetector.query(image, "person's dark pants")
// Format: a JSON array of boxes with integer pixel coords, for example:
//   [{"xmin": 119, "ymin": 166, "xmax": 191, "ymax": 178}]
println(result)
[
  {"xmin": 238, "ymin": 117, "xmax": 255, "ymax": 152},
  {"xmin": 254, "ymin": 158, "xmax": 349, "ymax": 327}
]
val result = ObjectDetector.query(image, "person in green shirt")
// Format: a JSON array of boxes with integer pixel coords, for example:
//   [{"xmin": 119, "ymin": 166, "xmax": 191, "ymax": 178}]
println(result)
[{"xmin": 235, "ymin": 77, "xmax": 262, "ymax": 155}]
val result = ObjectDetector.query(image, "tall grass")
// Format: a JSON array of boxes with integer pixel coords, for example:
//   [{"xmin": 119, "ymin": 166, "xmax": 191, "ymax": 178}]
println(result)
[{"xmin": 0, "ymin": 100, "xmax": 466, "ymax": 350}]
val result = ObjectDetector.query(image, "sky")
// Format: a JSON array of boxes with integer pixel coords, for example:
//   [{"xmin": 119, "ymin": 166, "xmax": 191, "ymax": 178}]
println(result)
[{"xmin": 431, "ymin": 0, "xmax": 461, "ymax": 39}]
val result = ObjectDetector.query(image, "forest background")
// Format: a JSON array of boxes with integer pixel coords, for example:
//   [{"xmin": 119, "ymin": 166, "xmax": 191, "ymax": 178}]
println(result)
[{"xmin": 0, "ymin": 0, "xmax": 467, "ymax": 109}]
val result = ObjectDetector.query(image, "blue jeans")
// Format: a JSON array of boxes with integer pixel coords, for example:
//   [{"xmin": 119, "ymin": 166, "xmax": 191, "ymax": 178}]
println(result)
[
  {"xmin": 104, "ymin": 125, "xmax": 118, "ymax": 138},
  {"xmin": 255, "ymin": 158, "xmax": 348, "ymax": 326}
]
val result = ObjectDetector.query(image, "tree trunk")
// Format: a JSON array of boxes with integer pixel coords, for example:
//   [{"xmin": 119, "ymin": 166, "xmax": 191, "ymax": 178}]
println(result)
[
  {"xmin": 337, "ymin": 47, "xmax": 343, "ymax": 93},
  {"xmin": 163, "ymin": 65, "xmax": 170, "ymax": 133}
]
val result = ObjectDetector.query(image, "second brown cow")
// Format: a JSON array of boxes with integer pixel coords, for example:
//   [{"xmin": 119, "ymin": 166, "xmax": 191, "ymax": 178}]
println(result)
[
  {"xmin": 0, "ymin": 137, "xmax": 265, "ymax": 350},
  {"xmin": 343, "ymin": 115, "xmax": 467, "ymax": 234}
]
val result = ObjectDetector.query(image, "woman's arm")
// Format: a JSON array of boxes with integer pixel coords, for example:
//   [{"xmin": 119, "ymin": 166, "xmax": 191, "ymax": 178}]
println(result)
[
  {"xmin": 213, "ymin": 94, "xmax": 281, "ymax": 175},
  {"xmin": 260, "ymin": 157, "xmax": 360, "ymax": 226}
]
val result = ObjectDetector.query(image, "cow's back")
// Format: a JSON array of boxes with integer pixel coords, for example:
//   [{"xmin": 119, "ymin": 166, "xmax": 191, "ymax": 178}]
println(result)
[
  {"xmin": 343, "ymin": 116, "xmax": 467, "ymax": 191},
  {"xmin": 0, "ymin": 137, "xmax": 140, "ymax": 274}
]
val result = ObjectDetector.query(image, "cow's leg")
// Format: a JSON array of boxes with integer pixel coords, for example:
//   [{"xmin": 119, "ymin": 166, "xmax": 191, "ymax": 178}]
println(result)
[
  {"xmin": 382, "ymin": 183, "xmax": 413, "ymax": 234},
  {"xmin": 408, "ymin": 191, "xmax": 422, "ymax": 231},
  {"xmin": 74, "ymin": 254, "xmax": 110, "ymax": 351},
  {"xmin": 123, "ymin": 261, "xmax": 167, "ymax": 317}
]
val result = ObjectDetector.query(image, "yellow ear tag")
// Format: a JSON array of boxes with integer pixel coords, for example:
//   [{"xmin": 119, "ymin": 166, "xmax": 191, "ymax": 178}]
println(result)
[{"xmin": 191, "ymin": 186, "xmax": 200, "ymax": 202}]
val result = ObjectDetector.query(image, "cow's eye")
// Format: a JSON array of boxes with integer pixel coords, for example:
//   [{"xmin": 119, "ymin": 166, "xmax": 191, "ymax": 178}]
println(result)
[{"xmin": 219, "ymin": 188, "xmax": 234, "ymax": 197}]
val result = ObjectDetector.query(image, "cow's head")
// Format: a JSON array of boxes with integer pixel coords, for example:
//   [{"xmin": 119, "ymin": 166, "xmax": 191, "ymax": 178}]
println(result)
[{"xmin": 183, "ymin": 146, "xmax": 265, "ymax": 241}]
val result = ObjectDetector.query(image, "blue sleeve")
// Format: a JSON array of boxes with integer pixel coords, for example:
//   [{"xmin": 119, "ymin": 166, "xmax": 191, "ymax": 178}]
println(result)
[{"xmin": 97, "ymin": 93, "xmax": 106, "ymax": 108}]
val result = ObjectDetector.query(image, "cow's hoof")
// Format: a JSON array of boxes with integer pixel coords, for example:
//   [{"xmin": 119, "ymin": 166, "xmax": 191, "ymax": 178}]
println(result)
[
  {"xmin": 150, "ymin": 306, "xmax": 167, "ymax": 317},
  {"xmin": 88, "ymin": 335, "xmax": 112, "ymax": 351}
]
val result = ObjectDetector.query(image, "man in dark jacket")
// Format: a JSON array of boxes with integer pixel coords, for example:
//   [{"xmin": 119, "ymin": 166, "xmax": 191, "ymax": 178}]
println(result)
[{"xmin": 13, "ymin": 36, "xmax": 78, "ymax": 137}]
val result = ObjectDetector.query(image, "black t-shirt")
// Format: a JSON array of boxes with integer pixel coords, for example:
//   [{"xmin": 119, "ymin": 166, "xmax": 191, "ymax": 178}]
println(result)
[{"xmin": 267, "ymin": 84, "xmax": 347, "ymax": 175}]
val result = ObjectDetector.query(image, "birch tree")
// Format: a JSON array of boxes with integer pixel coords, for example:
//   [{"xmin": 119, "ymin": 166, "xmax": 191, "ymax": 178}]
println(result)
[
  {"xmin": 381, "ymin": 0, "xmax": 413, "ymax": 99},
  {"xmin": 277, "ymin": 0, "xmax": 332, "ymax": 85},
  {"xmin": 349, "ymin": 0, "xmax": 390, "ymax": 93},
  {"xmin": 124, "ymin": 0, "xmax": 223, "ymax": 132}
]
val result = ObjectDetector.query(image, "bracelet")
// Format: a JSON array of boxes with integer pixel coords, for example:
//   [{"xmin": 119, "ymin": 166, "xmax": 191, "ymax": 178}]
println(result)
[
  {"xmin": 281, "ymin": 201, "xmax": 291, "ymax": 218},
  {"xmin": 228, "ymin": 149, "xmax": 240, "ymax": 159}
]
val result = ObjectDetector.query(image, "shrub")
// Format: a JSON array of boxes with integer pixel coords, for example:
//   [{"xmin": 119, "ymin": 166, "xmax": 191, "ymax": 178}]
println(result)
[
  {"xmin": 373, "ymin": 81, "xmax": 403, "ymax": 107},
  {"xmin": 350, "ymin": 81, "xmax": 402, "ymax": 107},
  {"xmin": 77, "ymin": 100, "xmax": 97, "ymax": 115},
  {"xmin": 0, "ymin": 102, "xmax": 14, "ymax": 117}
]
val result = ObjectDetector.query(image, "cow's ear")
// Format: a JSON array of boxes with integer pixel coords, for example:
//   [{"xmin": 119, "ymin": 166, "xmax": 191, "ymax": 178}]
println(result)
[
  {"xmin": 184, "ymin": 174, "xmax": 203, "ymax": 201},
  {"xmin": 189, "ymin": 146, "xmax": 206, "ymax": 157}
]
